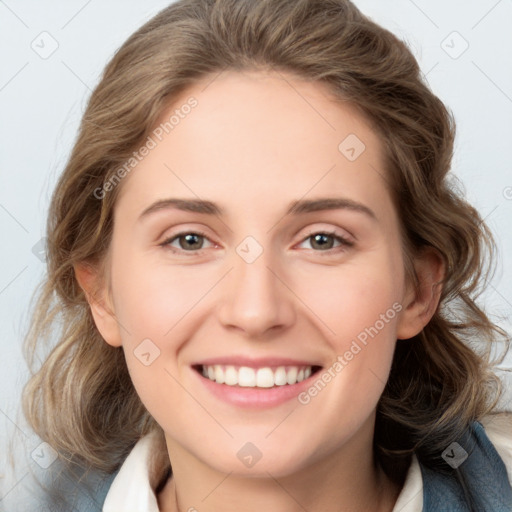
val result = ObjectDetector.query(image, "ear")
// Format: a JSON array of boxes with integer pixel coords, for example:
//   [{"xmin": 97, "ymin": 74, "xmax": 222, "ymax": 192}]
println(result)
[
  {"xmin": 74, "ymin": 262, "xmax": 123, "ymax": 347},
  {"xmin": 396, "ymin": 247, "xmax": 445, "ymax": 340}
]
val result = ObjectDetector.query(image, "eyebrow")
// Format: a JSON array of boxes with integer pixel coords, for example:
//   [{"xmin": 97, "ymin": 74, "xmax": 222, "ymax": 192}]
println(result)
[{"xmin": 138, "ymin": 197, "xmax": 377, "ymax": 221}]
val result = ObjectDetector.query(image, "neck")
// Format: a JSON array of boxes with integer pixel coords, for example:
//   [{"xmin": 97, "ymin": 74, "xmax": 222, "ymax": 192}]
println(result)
[
  {"xmin": 157, "ymin": 424, "xmax": 401, "ymax": 512},
  {"xmin": 159, "ymin": 462, "xmax": 399, "ymax": 512}
]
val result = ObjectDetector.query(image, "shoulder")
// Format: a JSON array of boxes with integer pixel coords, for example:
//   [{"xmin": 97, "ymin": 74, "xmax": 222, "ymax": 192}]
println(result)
[
  {"xmin": 4, "ymin": 431, "xmax": 162, "ymax": 512},
  {"xmin": 418, "ymin": 411, "xmax": 512, "ymax": 511},
  {"xmin": 480, "ymin": 411, "xmax": 512, "ymax": 481},
  {"xmin": 2, "ymin": 455, "xmax": 118, "ymax": 512}
]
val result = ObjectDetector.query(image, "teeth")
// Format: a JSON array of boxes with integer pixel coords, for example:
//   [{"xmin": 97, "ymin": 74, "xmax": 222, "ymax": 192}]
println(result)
[
  {"xmin": 201, "ymin": 365, "xmax": 314, "ymax": 388},
  {"xmin": 274, "ymin": 366, "xmax": 287, "ymax": 386},
  {"xmin": 286, "ymin": 367, "xmax": 298, "ymax": 385},
  {"xmin": 214, "ymin": 365, "xmax": 225, "ymax": 384},
  {"xmin": 225, "ymin": 366, "xmax": 238, "ymax": 385},
  {"xmin": 239, "ymin": 366, "xmax": 256, "ymax": 387},
  {"xmin": 256, "ymin": 368, "xmax": 274, "ymax": 388}
]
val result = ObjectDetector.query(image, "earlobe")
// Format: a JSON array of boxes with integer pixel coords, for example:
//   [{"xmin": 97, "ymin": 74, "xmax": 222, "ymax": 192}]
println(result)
[
  {"xmin": 396, "ymin": 248, "xmax": 445, "ymax": 340},
  {"xmin": 73, "ymin": 262, "xmax": 123, "ymax": 348}
]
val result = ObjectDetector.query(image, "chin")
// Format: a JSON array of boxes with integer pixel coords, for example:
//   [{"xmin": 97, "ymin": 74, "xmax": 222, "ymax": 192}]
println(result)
[{"xmin": 205, "ymin": 442, "xmax": 316, "ymax": 479}]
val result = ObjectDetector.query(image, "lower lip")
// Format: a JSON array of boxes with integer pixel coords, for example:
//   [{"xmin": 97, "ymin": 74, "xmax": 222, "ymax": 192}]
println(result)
[{"xmin": 193, "ymin": 367, "xmax": 320, "ymax": 409}]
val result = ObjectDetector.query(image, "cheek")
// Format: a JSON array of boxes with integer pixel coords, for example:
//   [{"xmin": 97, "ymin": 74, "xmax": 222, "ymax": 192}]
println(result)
[
  {"xmin": 293, "ymin": 266, "xmax": 401, "ymax": 417},
  {"xmin": 300, "ymin": 260, "xmax": 402, "ymax": 339},
  {"xmin": 296, "ymin": 258, "xmax": 403, "ymax": 404},
  {"xmin": 110, "ymin": 252, "xmax": 216, "ymax": 342}
]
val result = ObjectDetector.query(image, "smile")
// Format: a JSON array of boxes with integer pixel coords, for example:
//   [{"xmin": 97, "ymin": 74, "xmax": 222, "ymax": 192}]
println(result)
[
  {"xmin": 199, "ymin": 364, "xmax": 320, "ymax": 388},
  {"xmin": 192, "ymin": 358, "xmax": 323, "ymax": 408}
]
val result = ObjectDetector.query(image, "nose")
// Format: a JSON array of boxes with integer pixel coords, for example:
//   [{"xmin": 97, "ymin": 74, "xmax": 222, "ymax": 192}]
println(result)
[{"xmin": 216, "ymin": 246, "xmax": 296, "ymax": 339}]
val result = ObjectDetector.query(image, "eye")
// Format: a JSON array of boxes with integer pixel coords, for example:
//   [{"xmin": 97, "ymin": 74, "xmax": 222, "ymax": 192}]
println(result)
[
  {"xmin": 160, "ymin": 229, "xmax": 353, "ymax": 255},
  {"xmin": 297, "ymin": 230, "xmax": 353, "ymax": 253},
  {"xmin": 160, "ymin": 231, "xmax": 215, "ymax": 253}
]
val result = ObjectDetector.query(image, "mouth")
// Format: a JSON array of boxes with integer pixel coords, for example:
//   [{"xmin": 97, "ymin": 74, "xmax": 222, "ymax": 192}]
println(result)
[{"xmin": 192, "ymin": 364, "xmax": 323, "ymax": 389}]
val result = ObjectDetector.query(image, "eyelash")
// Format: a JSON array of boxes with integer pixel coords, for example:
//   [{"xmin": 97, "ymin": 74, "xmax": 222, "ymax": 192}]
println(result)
[{"xmin": 160, "ymin": 229, "xmax": 354, "ymax": 256}]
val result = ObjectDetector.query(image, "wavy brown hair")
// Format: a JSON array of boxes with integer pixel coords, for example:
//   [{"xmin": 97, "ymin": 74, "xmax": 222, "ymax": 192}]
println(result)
[{"xmin": 22, "ymin": 0, "xmax": 508, "ymax": 487}]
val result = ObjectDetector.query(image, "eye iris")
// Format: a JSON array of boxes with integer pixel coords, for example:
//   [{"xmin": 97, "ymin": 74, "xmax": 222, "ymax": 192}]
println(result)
[
  {"xmin": 180, "ymin": 233, "xmax": 203, "ymax": 250},
  {"xmin": 311, "ymin": 233, "xmax": 334, "ymax": 250}
]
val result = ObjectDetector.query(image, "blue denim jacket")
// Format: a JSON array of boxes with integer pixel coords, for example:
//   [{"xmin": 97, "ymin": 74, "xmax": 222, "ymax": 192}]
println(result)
[{"xmin": 421, "ymin": 421, "xmax": 512, "ymax": 512}]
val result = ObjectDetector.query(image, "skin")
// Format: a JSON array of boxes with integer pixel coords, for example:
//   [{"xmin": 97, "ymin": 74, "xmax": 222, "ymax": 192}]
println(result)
[{"xmin": 76, "ymin": 70, "xmax": 443, "ymax": 511}]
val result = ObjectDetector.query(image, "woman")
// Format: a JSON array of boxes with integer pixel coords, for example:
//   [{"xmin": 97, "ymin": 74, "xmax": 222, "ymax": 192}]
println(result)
[{"xmin": 21, "ymin": 0, "xmax": 512, "ymax": 510}]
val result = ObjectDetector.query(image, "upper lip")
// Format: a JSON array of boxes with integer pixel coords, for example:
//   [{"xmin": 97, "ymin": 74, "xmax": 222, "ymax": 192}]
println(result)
[{"xmin": 193, "ymin": 356, "xmax": 322, "ymax": 368}]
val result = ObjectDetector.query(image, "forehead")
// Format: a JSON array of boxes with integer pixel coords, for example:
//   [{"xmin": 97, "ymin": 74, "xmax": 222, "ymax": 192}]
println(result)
[{"xmin": 115, "ymin": 69, "xmax": 393, "ymax": 223}]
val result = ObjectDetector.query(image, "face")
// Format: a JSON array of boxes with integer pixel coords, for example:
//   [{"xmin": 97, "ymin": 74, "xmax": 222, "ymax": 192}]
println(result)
[{"xmin": 87, "ymin": 70, "xmax": 423, "ymax": 478}]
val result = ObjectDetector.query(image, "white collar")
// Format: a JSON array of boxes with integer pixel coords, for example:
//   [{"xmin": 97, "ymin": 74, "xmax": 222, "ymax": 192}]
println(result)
[{"xmin": 103, "ymin": 430, "xmax": 161, "ymax": 512}]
